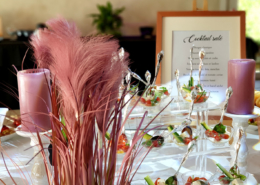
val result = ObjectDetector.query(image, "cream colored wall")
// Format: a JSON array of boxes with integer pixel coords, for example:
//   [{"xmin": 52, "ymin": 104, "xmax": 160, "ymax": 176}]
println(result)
[{"xmin": 0, "ymin": 0, "xmax": 221, "ymax": 37}]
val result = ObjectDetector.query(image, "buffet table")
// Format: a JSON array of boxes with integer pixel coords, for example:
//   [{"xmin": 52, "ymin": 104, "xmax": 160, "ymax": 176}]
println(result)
[
  {"xmin": 0, "ymin": 107, "xmax": 259, "ymax": 185},
  {"xmin": 0, "ymin": 125, "xmax": 259, "ymax": 184}
]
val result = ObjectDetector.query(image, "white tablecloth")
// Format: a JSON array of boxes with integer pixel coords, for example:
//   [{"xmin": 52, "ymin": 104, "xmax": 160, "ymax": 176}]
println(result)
[{"xmin": 0, "ymin": 126, "xmax": 259, "ymax": 185}]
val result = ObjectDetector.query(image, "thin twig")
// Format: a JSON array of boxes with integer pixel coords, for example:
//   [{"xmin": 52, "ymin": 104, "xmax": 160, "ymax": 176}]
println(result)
[{"xmin": 1, "ymin": 152, "xmax": 17, "ymax": 185}]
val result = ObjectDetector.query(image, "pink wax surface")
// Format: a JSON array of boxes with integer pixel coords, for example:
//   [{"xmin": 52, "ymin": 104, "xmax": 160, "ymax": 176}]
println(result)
[
  {"xmin": 17, "ymin": 69, "xmax": 52, "ymax": 132},
  {"xmin": 227, "ymin": 59, "xmax": 255, "ymax": 115}
]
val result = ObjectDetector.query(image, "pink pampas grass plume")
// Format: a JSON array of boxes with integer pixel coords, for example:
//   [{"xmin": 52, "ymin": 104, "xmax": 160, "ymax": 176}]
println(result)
[
  {"xmin": 30, "ymin": 17, "xmax": 131, "ymax": 184},
  {"xmin": 31, "ymin": 17, "xmax": 129, "ymax": 132}
]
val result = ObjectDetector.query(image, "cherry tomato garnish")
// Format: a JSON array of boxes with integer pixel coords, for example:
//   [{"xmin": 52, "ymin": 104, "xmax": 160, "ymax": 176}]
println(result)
[
  {"xmin": 184, "ymin": 137, "xmax": 191, "ymax": 145},
  {"xmin": 117, "ymin": 144, "xmax": 124, "ymax": 151},
  {"xmin": 221, "ymin": 134, "xmax": 229, "ymax": 139},
  {"xmin": 1, "ymin": 125, "xmax": 10, "ymax": 135},
  {"xmin": 214, "ymin": 134, "xmax": 222, "ymax": 141},
  {"xmin": 118, "ymin": 133, "xmax": 128, "ymax": 145},
  {"xmin": 205, "ymin": 130, "xmax": 214, "ymax": 137},
  {"xmin": 140, "ymin": 98, "xmax": 146, "ymax": 104},
  {"xmin": 152, "ymin": 140, "xmax": 160, "ymax": 147},
  {"xmin": 212, "ymin": 130, "xmax": 218, "ymax": 136},
  {"xmin": 117, "ymin": 133, "xmax": 129, "ymax": 153},
  {"xmin": 121, "ymin": 144, "xmax": 129, "ymax": 153},
  {"xmin": 155, "ymin": 178, "xmax": 160, "ymax": 185},
  {"xmin": 205, "ymin": 130, "xmax": 211, "ymax": 137},
  {"xmin": 193, "ymin": 177, "xmax": 200, "ymax": 181},
  {"xmin": 219, "ymin": 175, "xmax": 230, "ymax": 184},
  {"xmin": 146, "ymin": 100, "xmax": 152, "ymax": 106},
  {"xmin": 13, "ymin": 120, "xmax": 21, "ymax": 127},
  {"xmin": 164, "ymin": 90, "xmax": 169, "ymax": 96},
  {"xmin": 199, "ymin": 177, "xmax": 207, "ymax": 181},
  {"xmin": 187, "ymin": 176, "xmax": 193, "ymax": 183}
]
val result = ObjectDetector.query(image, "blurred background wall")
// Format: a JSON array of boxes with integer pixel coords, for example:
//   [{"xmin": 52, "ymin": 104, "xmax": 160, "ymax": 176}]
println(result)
[{"xmin": 0, "ymin": 0, "xmax": 232, "ymax": 37}]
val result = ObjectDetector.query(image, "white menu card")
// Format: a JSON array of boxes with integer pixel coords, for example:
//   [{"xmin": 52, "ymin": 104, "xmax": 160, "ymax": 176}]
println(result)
[{"xmin": 172, "ymin": 31, "xmax": 230, "ymax": 104}]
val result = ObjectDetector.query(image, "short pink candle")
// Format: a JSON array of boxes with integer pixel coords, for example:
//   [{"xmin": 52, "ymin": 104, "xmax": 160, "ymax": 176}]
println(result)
[
  {"xmin": 227, "ymin": 59, "xmax": 255, "ymax": 115},
  {"xmin": 17, "ymin": 69, "xmax": 52, "ymax": 132}
]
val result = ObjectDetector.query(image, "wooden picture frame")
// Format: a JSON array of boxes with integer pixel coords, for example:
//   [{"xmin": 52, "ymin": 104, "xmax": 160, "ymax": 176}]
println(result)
[
  {"xmin": 0, "ymin": 17, "xmax": 3, "ymax": 37},
  {"xmin": 155, "ymin": 11, "xmax": 246, "ymax": 85}
]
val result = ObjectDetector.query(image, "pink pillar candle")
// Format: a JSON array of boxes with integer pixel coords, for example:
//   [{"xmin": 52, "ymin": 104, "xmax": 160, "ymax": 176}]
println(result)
[
  {"xmin": 18, "ymin": 69, "xmax": 52, "ymax": 132},
  {"xmin": 227, "ymin": 59, "xmax": 255, "ymax": 115}
]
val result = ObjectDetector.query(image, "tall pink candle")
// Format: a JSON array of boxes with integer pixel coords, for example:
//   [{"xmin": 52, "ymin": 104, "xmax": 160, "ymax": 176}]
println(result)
[
  {"xmin": 227, "ymin": 59, "xmax": 255, "ymax": 115},
  {"xmin": 17, "ymin": 69, "xmax": 52, "ymax": 132}
]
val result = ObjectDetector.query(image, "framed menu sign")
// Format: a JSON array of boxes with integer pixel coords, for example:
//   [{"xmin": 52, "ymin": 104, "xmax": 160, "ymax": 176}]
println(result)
[{"xmin": 156, "ymin": 11, "xmax": 246, "ymax": 104}]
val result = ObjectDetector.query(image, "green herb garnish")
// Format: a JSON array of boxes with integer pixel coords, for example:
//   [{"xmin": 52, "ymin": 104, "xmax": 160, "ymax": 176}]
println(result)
[
  {"xmin": 105, "ymin": 132, "xmax": 110, "ymax": 140},
  {"xmin": 238, "ymin": 174, "xmax": 247, "ymax": 181},
  {"xmin": 159, "ymin": 86, "xmax": 167, "ymax": 93},
  {"xmin": 61, "ymin": 116, "xmax": 68, "ymax": 141},
  {"xmin": 188, "ymin": 77, "xmax": 194, "ymax": 87},
  {"xmin": 165, "ymin": 176, "xmax": 177, "ymax": 185},
  {"xmin": 144, "ymin": 175, "xmax": 155, "ymax": 185},
  {"xmin": 197, "ymin": 91, "xmax": 206, "ymax": 95},
  {"xmin": 182, "ymin": 87, "xmax": 191, "ymax": 93},
  {"xmin": 142, "ymin": 140, "xmax": 152, "ymax": 147},
  {"xmin": 213, "ymin": 124, "xmax": 226, "ymax": 134},
  {"xmin": 196, "ymin": 90, "xmax": 205, "ymax": 102},
  {"xmin": 196, "ymin": 84, "xmax": 203, "ymax": 91},
  {"xmin": 129, "ymin": 83, "xmax": 139, "ymax": 95},
  {"xmin": 230, "ymin": 167, "xmax": 247, "ymax": 181}
]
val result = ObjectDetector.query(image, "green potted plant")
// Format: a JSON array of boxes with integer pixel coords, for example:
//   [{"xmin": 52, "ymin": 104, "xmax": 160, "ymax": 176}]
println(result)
[{"xmin": 90, "ymin": 2, "xmax": 125, "ymax": 37}]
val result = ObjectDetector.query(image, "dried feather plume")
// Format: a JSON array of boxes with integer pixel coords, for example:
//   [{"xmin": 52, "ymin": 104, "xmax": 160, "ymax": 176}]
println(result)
[{"xmin": 30, "ymin": 17, "xmax": 136, "ymax": 185}]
